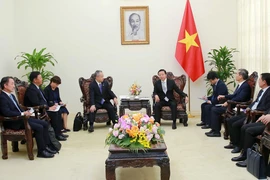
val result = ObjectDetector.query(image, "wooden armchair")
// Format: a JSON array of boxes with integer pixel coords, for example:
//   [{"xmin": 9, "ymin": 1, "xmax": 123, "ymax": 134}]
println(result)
[
  {"xmin": 261, "ymin": 123, "xmax": 270, "ymax": 169},
  {"xmin": 222, "ymin": 71, "xmax": 258, "ymax": 139},
  {"xmin": 152, "ymin": 72, "xmax": 188, "ymax": 126},
  {"xmin": 0, "ymin": 90, "xmax": 34, "ymax": 160},
  {"xmin": 79, "ymin": 74, "xmax": 117, "ymax": 130}
]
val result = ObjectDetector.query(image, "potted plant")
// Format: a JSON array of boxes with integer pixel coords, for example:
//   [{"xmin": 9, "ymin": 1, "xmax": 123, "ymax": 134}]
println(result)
[
  {"xmin": 15, "ymin": 48, "xmax": 57, "ymax": 88},
  {"xmin": 205, "ymin": 46, "xmax": 237, "ymax": 95}
]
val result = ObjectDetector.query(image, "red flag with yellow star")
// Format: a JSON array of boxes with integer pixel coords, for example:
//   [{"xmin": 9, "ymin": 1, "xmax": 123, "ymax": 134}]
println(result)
[{"xmin": 175, "ymin": 0, "xmax": 204, "ymax": 82}]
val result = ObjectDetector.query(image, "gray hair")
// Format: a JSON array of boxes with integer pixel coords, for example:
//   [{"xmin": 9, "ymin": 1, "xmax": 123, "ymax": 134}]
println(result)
[
  {"xmin": 238, "ymin": 69, "xmax": 249, "ymax": 80},
  {"xmin": 94, "ymin": 70, "xmax": 103, "ymax": 78}
]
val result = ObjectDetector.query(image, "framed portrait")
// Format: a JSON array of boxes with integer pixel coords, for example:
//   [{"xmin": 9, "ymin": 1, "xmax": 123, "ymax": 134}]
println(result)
[{"xmin": 120, "ymin": 6, "xmax": 149, "ymax": 45}]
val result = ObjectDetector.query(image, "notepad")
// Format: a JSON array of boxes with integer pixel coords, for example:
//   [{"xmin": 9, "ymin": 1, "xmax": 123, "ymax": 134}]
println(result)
[{"xmin": 215, "ymin": 104, "xmax": 223, "ymax": 107}]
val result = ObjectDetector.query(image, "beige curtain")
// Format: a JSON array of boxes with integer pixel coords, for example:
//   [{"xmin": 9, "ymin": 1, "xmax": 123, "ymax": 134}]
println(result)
[{"xmin": 237, "ymin": 0, "xmax": 270, "ymax": 74}]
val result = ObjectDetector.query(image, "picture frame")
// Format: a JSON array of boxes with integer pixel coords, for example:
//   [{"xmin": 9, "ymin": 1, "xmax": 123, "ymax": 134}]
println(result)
[{"xmin": 120, "ymin": 6, "xmax": 150, "ymax": 45}]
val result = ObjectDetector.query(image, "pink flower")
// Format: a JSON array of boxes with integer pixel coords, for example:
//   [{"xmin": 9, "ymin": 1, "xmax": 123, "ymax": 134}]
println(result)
[
  {"xmin": 114, "ymin": 123, "xmax": 120, "ymax": 129},
  {"xmin": 113, "ymin": 130, "xmax": 119, "ymax": 137},
  {"xmin": 155, "ymin": 134, "xmax": 160, "ymax": 139},
  {"xmin": 152, "ymin": 126, "xmax": 158, "ymax": 134},
  {"xmin": 147, "ymin": 134, "xmax": 153, "ymax": 141}
]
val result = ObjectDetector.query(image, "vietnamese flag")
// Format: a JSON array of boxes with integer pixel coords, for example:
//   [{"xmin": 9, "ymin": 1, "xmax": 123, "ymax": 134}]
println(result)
[{"xmin": 175, "ymin": 0, "xmax": 205, "ymax": 82}]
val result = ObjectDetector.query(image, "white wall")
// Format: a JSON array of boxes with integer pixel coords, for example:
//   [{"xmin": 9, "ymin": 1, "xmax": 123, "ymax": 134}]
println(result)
[
  {"xmin": 10, "ymin": 0, "xmax": 238, "ymax": 115},
  {"xmin": 0, "ymin": 0, "xmax": 15, "ymax": 78}
]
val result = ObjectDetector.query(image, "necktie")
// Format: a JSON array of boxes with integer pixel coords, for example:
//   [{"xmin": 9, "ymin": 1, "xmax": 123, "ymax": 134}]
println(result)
[
  {"xmin": 234, "ymin": 84, "xmax": 240, "ymax": 94},
  {"xmin": 9, "ymin": 94, "xmax": 22, "ymax": 113},
  {"xmin": 251, "ymin": 89, "xmax": 263, "ymax": 110},
  {"xmin": 99, "ymin": 83, "xmax": 103, "ymax": 93},
  {"xmin": 211, "ymin": 85, "xmax": 216, "ymax": 102},
  {"xmin": 255, "ymin": 89, "xmax": 263, "ymax": 102},
  {"xmin": 99, "ymin": 83, "xmax": 105, "ymax": 104},
  {"xmin": 38, "ymin": 88, "xmax": 47, "ymax": 102},
  {"xmin": 162, "ymin": 81, "xmax": 167, "ymax": 94}
]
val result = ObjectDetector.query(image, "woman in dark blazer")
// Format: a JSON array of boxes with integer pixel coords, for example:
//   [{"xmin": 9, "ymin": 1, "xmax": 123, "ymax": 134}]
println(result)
[{"xmin": 44, "ymin": 76, "xmax": 70, "ymax": 132}]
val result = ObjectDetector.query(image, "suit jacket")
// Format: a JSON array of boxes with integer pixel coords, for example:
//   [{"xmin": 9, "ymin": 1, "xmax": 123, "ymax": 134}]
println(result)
[
  {"xmin": 249, "ymin": 87, "xmax": 270, "ymax": 111},
  {"xmin": 0, "ymin": 92, "xmax": 24, "ymax": 130},
  {"xmin": 207, "ymin": 80, "xmax": 228, "ymax": 105},
  {"xmin": 225, "ymin": 81, "xmax": 251, "ymax": 102},
  {"xmin": 44, "ymin": 85, "xmax": 62, "ymax": 107},
  {"xmin": 90, "ymin": 80, "xmax": 116, "ymax": 107},
  {"xmin": 153, "ymin": 79, "xmax": 187, "ymax": 102},
  {"xmin": 24, "ymin": 83, "xmax": 47, "ymax": 107}
]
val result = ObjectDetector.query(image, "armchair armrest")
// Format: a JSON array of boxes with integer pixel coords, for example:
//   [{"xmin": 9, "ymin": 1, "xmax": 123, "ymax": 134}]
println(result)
[
  {"xmin": 227, "ymin": 100, "xmax": 251, "ymax": 105},
  {"xmin": 236, "ymin": 104, "xmax": 249, "ymax": 115},
  {"xmin": 0, "ymin": 115, "xmax": 31, "ymax": 132}
]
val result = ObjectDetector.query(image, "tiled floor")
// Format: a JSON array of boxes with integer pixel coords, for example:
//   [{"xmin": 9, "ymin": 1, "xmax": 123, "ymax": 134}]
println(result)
[{"xmin": 0, "ymin": 115, "xmax": 257, "ymax": 180}]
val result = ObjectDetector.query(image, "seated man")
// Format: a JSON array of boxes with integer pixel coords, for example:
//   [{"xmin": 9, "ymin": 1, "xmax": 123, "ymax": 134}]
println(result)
[
  {"xmin": 197, "ymin": 71, "xmax": 228, "ymax": 129},
  {"xmin": 153, "ymin": 69, "xmax": 188, "ymax": 129},
  {"xmin": 0, "ymin": 77, "xmax": 56, "ymax": 158},
  {"xmin": 205, "ymin": 69, "xmax": 251, "ymax": 137},
  {"xmin": 24, "ymin": 71, "xmax": 68, "ymax": 141},
  {"xmin": 88, "ymin": 70, "xmax": 118, "ymax": 133},
  {"xmin": 225, "ymin": 73, "xmax": 270, "ymax": 153},
  {"xmin": 231, "ymin": 111, "xmax": 270, "ymax": 168}
]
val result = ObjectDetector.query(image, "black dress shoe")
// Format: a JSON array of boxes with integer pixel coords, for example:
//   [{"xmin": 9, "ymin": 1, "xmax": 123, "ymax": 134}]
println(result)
[
  {"xmin": 172, "ymin": 122, "xmax": 177, "ymax": 130},
  {"xmin": 236, "ymin": 160, "xmax": 247, "ymax": 167},
  {"xmin": 83, "ymin": 122, "xmax": 88, "ymax": 131},
  {"xmin": 224, "ymin": 143, "xmax": 234, "ymax": 149},
  {"xmin": 183, "ymin": 122, "xmax": 188, "ymax": 127},
  {"xmin": 56, "ymin": 135, "xmax": 67, "ymax": 141},
  {"xmin": 231, "ymin": 154, "xmax": 246, "ymax": 162},
  {"xmin": 206, "ymin": 131, "xmax": 221, "ymax": 137},
  {"xmin": 88, "ymin": 126, "xmax": 94, "ymax": 133},
  {"xmin": 37, "ymin": 150, "xmax": 54, "ymax": 158},
  {"xmin": 106, "ymin": 121, "xmax": 111, "ymax": 126},
  {"xmin": 201, "ymin": 125, "xmax": 210, "ymax": 129},
  {"xmin": 61, "ymin": 134, "xmax": 69, "ymax": 138},
  {"xmin": 65, "ymin": 128, "xmax": 71, "ymax": 132},
  {"xmin": 46, "ymin": 147, "xmax": 57, "ymax": 154},
  {"xmin": 196, "ymin": 122, "xmax": 205, "ymax": 126},
  {"xmin": 205, "ymin": 130, "xmax": 214, "ymax": 135},
  {"xmin": 231, "ymin": 146, "xmax": 241, "ymax": 153}
]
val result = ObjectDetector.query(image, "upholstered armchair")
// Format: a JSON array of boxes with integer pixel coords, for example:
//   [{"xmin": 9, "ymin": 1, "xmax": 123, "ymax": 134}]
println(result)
[
  {"xmin": 222, "ymin": 71, "xmax": 258, "ymax": 139},
  {"xmin": 79, "ymin": 74, "xmax": 117, "ymax": 130},
  {"xmin": 152, "ymin": 72, "xmax": 188, "ymax": 126},
  {"xmin": 0, "ymin": 90, "xmax": 34, "ymax": 160}
]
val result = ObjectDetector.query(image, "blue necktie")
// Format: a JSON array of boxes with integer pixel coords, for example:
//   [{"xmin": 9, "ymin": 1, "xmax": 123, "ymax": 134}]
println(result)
[
  {"xmin": 38, "ymin": 88, "xmax": 47, "ymax": 102},
  {"xmin": 9, "ymin": 94, "xmax": 22, "ymax": 113},
  {"xmin": 99, "ymin": 83, "xmax": 105, "ymax": 104}
]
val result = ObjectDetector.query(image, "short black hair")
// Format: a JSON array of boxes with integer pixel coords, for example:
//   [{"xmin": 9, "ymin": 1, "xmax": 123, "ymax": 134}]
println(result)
[
  {"xmin": 261, "ymin": 73, "xmax": 270, "ymax": 86},
  {"xmin": 50, "ymin": 76, "xmax": 61, "ymax": 84},
  {"xmin": 29, "ymin": 71, "xmax": 41, "ymax": 82},
  {"xmin": 0, "ymin": 76, "xmax": 13, "ymax": 89},
  {"xmin": 207, "ymin": 71, "xmax": 218, "ymax": 80},
  {"xmin": 238, "ymin": 69, "xmax": 249, "ymax": 80},
  {"xmin": 158, "ymin": 69, "xmax": 167, "ymax": 75}
]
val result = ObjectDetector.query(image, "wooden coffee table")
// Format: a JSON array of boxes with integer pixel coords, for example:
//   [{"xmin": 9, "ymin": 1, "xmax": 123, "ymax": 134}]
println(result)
[
  {"xmin": 105, "ymin": 142, "xmax": 170, "ymax": 180},
  {"xmin": 119, "ymin": 98, "xmax": 151, "ymax": 117}
]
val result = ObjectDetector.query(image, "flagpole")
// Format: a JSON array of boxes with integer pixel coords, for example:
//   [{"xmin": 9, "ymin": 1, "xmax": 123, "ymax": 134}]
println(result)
[{"xmin": 187, "ymin": 77, "xmax": 195, "ymax": 118}]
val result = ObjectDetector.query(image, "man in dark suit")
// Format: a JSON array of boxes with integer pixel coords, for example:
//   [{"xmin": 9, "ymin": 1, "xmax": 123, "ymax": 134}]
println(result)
[
  {"xmin": 0, "ymin": 77, "xmax": 56, "ymax": 158},
  {"xmin": 153, "ymin": 69, "xmax": 188, "ymax": 129},
  {"xmin": 205, "ymin": 69, "xmax": 251, "ymax": 137},
  {"xmin": 88, "ymin": 70, "xmax": 118, "ymax": 133},
  {"xmin": 224, "ymin": 73, "xmax": 270, "ymax": 153},
  {"xmin": 197, "ymin": 71, "xmax": 228, "ymax": 129},
  {"xmin": 24, "ymin": 71, "xmax": 68, "ymax": 141},
  {"xmin": 231, "ymin": 109, "xmax": 270, "ymax": 168}
]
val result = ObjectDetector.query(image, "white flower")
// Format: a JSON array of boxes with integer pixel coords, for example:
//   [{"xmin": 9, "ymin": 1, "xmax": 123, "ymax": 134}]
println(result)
[
  {"xmin": 109, "ymin": 128, "xmax": 113, "ymax": 133},
  {"xmin": 118, "ymin": 134, "xmax": 125, "ymax": 139},
  {"xmin": 155, "ymin": 134, "xmax": 160, "ymax": 139}
]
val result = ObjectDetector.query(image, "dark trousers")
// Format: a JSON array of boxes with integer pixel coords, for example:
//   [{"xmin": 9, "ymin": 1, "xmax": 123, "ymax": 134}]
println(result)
[
  {"xmin": 227, "ymin": 112, "xmax": 246, "ymax": 146},
  {"xmin": 28, "ymin": 118, "xmax": 50, "ymax": 153},
  {"xmin": 154, "ymin": 100, "xmax": 177, "ymax": 123},
  {"xmin": 47, "ymin": 111, "xmax": 62, "ymax": 136},
  {"xmin": 201, "ymin": 103, "xmax": 214, "ymax": 125},
  {"xmin": 240, "ymin": 122, "xmax": 265, "ymax": 152},
  {"xmin": 267, "ymin": 163, "xmax": 270, "ymax": 176},
  {"xmin": 89, "ymin": 101, "xmax": 116, "ymax": 126},
  {"xmin": 210, "ymin": 106, "xmax": 227, "ymax": 132}
]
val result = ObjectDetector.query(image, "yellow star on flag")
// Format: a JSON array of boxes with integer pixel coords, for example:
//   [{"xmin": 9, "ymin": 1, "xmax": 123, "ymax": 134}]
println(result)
[{"xmin": 179, "ymin": 30, "xmax": 199, "ymax": 52}]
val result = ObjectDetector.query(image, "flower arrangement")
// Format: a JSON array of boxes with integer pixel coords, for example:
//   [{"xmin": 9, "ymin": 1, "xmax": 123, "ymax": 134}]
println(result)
[
  {"xmin": 105, "ymin": 113, "xmax": 165, "ymax": 152},
  {"xmin": 129, "ymin": 82, "xmax": 142, "ymax": 96}
]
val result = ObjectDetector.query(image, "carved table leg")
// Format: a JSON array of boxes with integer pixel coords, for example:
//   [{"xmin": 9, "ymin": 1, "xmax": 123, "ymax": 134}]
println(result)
[
  {"xmin": 146, "ymin": 104, "xmax": 151, "ymax": 117},
  {"xmin": 158, "ymin": 158, "xmax": 170, "ymax": 180},
  {"xmin": 119, "ymin": 106, "xmax": 125, "ymax": 117},
  {"xmin": 106, "ymin": 160, "xmax": 116, "ymax": 180},
  {"xmin": 1, "ymin": 137, "xmax": 8, "ymax": 159}
]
